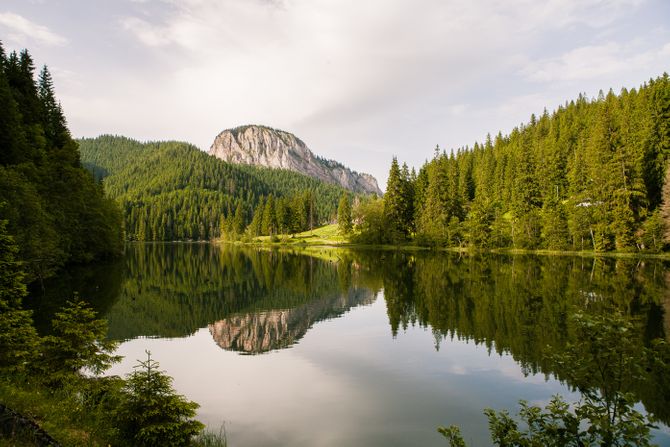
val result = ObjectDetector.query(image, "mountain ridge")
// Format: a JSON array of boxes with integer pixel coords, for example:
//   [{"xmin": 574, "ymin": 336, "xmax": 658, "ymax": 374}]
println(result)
[
  {"xmin": 208, "ymin": 125, "xmax": 383, "ymax": 195},
  {"xmin": 78, "ymin": 135, "xmax": 349, "ymax": 240}
]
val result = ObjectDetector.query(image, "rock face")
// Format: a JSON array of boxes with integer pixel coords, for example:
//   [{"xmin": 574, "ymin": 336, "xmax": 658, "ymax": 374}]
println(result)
[
  {"xmin": 208, "ymin": 288, "xmax": 376, "ymax": 354},
  {"xmin": 208, "ymin": 125, "xmax": 382, "ymax": 195}
]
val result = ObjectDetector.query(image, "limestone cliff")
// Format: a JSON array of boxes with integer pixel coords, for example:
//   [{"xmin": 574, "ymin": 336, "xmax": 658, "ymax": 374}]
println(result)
[
  {"xmin": 208, "ymin": 288, "xmax": 376, "ymax": 354},
  {"xmin": 208, "ymin": 125, "xmax": 382, "ymax": 195}
]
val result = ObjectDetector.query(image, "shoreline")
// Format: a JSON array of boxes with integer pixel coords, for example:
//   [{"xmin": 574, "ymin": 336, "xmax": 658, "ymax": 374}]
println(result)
[{"xmin": 208, "ymin": 238, "xmax": 670, "ymax": 260}]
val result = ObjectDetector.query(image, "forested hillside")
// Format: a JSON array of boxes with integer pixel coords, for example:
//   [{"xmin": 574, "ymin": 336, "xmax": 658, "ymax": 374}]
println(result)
[
  {"xmin": 377, "ymin": 74, "xmax": 670, "ymax": 251},
  {"xmin": 78, "ymin": 135, "xmax": 351, "ymax": 241},
  {"xmin": 0, "ymin": 45, "xmax": 122, "ymax": 281}
]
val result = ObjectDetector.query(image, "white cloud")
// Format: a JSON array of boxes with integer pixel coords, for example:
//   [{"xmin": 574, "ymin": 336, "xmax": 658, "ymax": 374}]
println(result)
[
  {"xmin": 0, "ymin": 12, "xmax": 67, "ymax": 46},
  {"xmin": 121, "ymin": 17, "xmax": 173, "ymax": 47},
  {"xmin": 522, "ymin": 40, "xmax": 670, "ymax": 82}
]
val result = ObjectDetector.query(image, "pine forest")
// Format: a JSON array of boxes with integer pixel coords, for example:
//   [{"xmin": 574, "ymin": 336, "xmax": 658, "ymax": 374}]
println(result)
[{"xmin": 377, "ymin": 75, "xmax": 670, "ymax": 252}]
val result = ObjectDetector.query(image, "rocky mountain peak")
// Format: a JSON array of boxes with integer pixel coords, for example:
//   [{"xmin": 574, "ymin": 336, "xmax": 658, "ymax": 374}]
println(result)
[{"xmin": 208, "ymin": 125, "xmax": 382, "ymax": 195}]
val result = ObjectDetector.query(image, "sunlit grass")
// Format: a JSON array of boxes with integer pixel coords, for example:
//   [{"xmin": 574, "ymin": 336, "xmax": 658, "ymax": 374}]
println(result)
[{"xmin": 253, "ymin": 223, "xmax": 349, "ymax": 245}]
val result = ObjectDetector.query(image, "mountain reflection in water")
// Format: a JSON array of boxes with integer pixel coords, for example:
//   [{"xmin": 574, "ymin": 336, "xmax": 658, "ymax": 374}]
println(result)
[{"xmin": 209, "ymin": 288, "xmax": 376, "ymax": 354}]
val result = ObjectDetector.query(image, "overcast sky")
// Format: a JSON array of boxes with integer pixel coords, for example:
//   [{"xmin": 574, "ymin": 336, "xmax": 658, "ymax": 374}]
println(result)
[{"xmin": 1, "ymin": 0, "xmax": 669, "ymax": 188}]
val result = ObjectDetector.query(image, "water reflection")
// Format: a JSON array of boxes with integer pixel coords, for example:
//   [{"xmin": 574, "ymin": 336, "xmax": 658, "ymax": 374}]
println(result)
[
  {"xmin": 30, "ymin": 244, "xmax": 670, "ymax": 429},
  {"xmin": 100, "ymin": 245, "xmax": 378, "ymax": 346},
  {"xmin": 209, "ymin": 288, "xmax": 375, "ymax": 354},
  {"xmin": 376, "ymin": 251, "xmax": 669, "ymax": 423}
]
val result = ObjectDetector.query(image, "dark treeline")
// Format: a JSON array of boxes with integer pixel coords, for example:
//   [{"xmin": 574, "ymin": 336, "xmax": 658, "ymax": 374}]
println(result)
[
  {"xmin": 0, "ymin": 45, "xmax": 123, "ymax": 281},
  {"xmin": 373, "ymin": 74, "xmax": 670, "ymax": 251},
  {"xmin": 78, "ymin": 135, "xmax": 352, "ymax": 241}
]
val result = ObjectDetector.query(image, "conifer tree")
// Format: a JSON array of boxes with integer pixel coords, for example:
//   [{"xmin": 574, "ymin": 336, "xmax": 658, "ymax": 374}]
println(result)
[
  {"xmin": 113, "ymin": 351, "xmax": 204, "ymax": 447},
  {"xmin": 40, "ymin": 299, "xmax": 120, "ymax": 382},
  {"xmin": 38, "ymin": 65, "xmax": 70, "ymax": 150},
  {"xmin": 0, "ymin": 218, "xmax": 38, "ymax": 372},
  {"xmin": 661, "ymin": 161, "xmax": 670, "ymax": 244},
  {"xmin": 232, "ymin": 202, "xmax": 245, "ymax": 235},
  {"xmin": 247, "ymin": 198, "xmax": 264, "ymax": 237},
  {"xmin": 384, "ymin": 157, "xmax": 412, "ymax": 242},
  {"xmin": 337, "ymin": 193, "xmax": 352, "ymax": 235},
  {"xmin": 262, "ymin": 195, "xmax": 277, "ymax": 235}
]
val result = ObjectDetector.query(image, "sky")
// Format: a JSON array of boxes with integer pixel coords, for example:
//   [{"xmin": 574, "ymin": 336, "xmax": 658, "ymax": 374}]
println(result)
[{"xmin": 1, "ymin": 0, "xmax": 669, "ymax": 188}]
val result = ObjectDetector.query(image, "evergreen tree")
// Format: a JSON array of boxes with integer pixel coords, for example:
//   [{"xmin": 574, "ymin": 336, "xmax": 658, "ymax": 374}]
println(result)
[
  {"xmin": 113, "ymin": 351, "xmax": 204, "ymax": 447},
  {"xmin": 40, "ymin": 299, "xmax": 121, "ymax": 382},
  {"xmin": 384, "ymin": 157, "xmax": 412, "ymax": 242},
  {"xmin": 38, "ymin": 65, "xmax": 70, "ymax": 151},
  {"xmin": 261, "ymin": 195, "xmax": 277, "ymax": 236},
  {"xmin": 337, "ymin": 193, "xmax": 352, "ymax": 235},
  {"xmin": 661, "ymin": 161, "xmax": 670, "ymax": 244},
  {"xmin": 0, "ymin": 218, "xmax": 38, "ymax": 372},
  {"xmin": 247, "ymin": 197, "xmax": 265, "ymax": 236},
  {"xmin": 232, "ymin": 202, "xmax": 245, "ymax": 235}
]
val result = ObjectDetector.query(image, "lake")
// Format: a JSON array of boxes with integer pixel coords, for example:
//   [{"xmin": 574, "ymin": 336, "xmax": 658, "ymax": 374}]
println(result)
[{"xmin": 30, "ymin": 243, "xmax": 670, "ymax": 446}]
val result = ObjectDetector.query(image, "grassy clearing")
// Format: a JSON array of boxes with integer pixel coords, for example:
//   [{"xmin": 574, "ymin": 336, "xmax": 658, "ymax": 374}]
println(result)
[{"xmin": 252, "ymin": 224, "xmax": 349, "ymax": 246}]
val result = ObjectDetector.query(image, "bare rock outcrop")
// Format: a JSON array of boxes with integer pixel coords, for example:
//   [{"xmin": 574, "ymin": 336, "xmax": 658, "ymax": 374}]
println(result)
[{"xmin": 208, "ymin": 125, "xmax": 382, "ymax": 195}]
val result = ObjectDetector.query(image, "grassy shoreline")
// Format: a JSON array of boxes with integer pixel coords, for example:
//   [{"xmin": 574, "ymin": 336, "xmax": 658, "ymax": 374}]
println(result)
[{"xmin": 214, "ymin": 224, "xmax": 670, "ymax": 260}]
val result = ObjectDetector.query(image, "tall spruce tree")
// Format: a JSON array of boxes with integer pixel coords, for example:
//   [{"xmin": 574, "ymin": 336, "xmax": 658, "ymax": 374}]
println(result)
[
  {"xmin": 337, "ymin": 193, "xmax": 352, "ymax": 235},
  {"xmin": 0, "ymin": 218, "xmax": 38, "ymax": 372},
  {"xmin": 384, "ymin": 157, "xmax": 412, "ymax": 242}
]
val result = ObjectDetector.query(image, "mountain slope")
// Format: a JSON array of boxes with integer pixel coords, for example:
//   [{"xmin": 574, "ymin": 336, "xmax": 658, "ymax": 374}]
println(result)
[
  {"xmin": 78, "ymin": 135, "xmax": 350, "ymax": 241},
  {"xmin": 209, "ymin": 125, "xmax": 383, "ymax": 195}
]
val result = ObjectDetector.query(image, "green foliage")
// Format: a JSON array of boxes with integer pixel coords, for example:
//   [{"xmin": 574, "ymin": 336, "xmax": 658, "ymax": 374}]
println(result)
[
  {"xmin": 0, "ymin": 218, "xmax": 27, "ymax": 308},
  {"xmin": 0, "ymin": 218, "xmax": 38, "ymax": 372},
  {"xmin": 113, "ymin": 351, "xmax": 204, "ymax": 447},
  {"xmin": 384, "ymin": 157, "xmax": 414, "ymax": 242},
  {"xmin": 0, "ymin": 244, "xmax": 205, "ymax": 446},
  {"xmin": 639, "ymin": 209, "xmax": 665, "ymax": 251},
  {"xmin": 261, "ymin": 194, "xmax": 277, "ymax": 235},
  {"xmin": 438, "ymin": 311, "xmax": 666, "ymax": 447},
  {"xmin": 0, "ymin": 376, "xmax": 124, "ymax": 446},
  {"xmin": 337, "ymin": 193, "xmax": 353, "ymax": 235},
  {"xmin": 351, "ymin": 196, "xmax": 390, "ymax": 244},
  {"xmin": 438, "ymin": 426, "xmax": 467, "ymax": 447},
  {"xmin": 0, "ymin": 44, "xmax": 122, "ymax": 281},
  {"xmin": 40, "ymin": 299, "xmax": 120, "ymax": 382}
]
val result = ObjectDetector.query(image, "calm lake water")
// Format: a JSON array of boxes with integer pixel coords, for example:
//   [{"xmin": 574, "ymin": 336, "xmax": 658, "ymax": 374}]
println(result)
[{"xmin": 30, "ymin": 243, "xmax": 670, "ymax": 446}]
